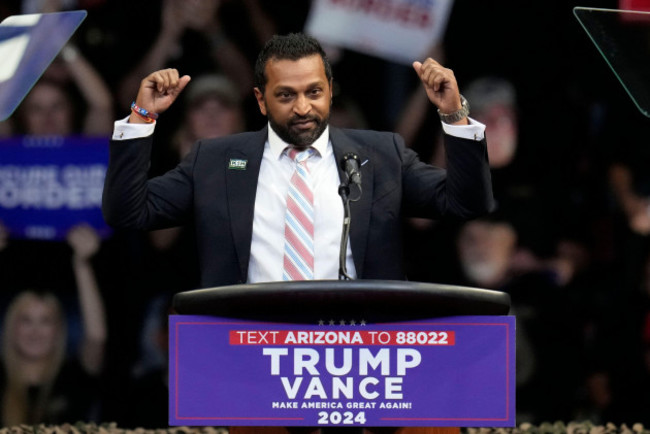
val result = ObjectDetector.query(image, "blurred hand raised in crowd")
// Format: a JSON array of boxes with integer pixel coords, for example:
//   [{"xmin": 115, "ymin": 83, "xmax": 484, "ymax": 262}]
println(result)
[
  {"xmin": 183, "ymin": 0, "xmax": 221, "ymax": 32},
  {"xmin": 626, "ymin": 196, "xmax": 650, "ymax": 236},
  {"xmin": 161, "ymin": 0, "xmax": 221, "ymax": 37},
  {"xmin": 161, "ymin": 0, "xmax": 189, "ymax": 39},
  {"xmin": 67, "ymin": 224, "xmax": 100, "ymax": 262}
]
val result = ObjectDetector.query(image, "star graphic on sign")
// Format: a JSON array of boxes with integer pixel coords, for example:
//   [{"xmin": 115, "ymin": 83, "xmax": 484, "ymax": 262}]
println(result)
[
  {"xmin": 360, "ymin": 320, "xmax": 367, "ymax": 326},
  {"xmin": 339, "ymin": 320, "xmax": 346, "ymax": 326},
  {"xmin": 318, "ymin": 320, "xmax": 324, "ymax": 326},
  {"xmin": 329, "ymin": 320, "xmax": 335, "ymax": 326},
  {"xmin": 349, "ymin": 320, "xmax": 356, "ymax": 326}
]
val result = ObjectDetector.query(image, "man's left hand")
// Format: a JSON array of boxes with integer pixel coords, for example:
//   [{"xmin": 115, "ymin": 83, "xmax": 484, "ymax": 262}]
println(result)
[{"xmin": 413, "ymin": 58, "xmax": 468, "ymax": 125}]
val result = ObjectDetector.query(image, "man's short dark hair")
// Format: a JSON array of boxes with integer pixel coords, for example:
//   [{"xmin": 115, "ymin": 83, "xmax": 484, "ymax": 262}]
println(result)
[{"xmin": 254, "ymin": 33, "xmax": 333, "ymax": 94}]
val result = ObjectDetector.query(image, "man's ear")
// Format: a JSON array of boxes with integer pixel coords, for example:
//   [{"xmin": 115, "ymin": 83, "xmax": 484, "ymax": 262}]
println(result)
[{"xmin": 253, "ymin": 87, "xmax": 267, "ymax": 116}]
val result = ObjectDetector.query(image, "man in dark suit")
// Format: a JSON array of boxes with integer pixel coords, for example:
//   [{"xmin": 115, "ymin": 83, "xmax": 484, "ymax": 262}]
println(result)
[{"xmin": 102, "ymin": 33, "xmax": 493, "ymax": 288}]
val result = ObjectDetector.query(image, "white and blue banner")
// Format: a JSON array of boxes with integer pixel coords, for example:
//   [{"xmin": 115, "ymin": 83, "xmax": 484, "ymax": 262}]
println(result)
[{"xmin": 170, "ymin": 315, "xmax": 516, "ymax": 427}]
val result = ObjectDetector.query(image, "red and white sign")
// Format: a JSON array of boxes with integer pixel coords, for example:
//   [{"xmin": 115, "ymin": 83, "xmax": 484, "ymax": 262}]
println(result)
[{"xmin": 305, "ymin": 0, "xmax": 454, "ymax": 64}]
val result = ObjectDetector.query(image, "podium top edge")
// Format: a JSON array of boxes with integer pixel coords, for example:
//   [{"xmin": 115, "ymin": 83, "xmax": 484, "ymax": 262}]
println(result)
[{"xmin": 172, "ymin": 280, "xmax": 511, "ymax": 318}]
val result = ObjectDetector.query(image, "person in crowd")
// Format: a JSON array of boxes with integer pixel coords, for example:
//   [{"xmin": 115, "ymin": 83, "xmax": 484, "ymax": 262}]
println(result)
[
  {"xmin": 455, "ymin": 218, "xmax": 518, "ymax": 289},
  {"xmin": 0, "ymin": 224, "xmax": 107, "ymax": 426},
  {"xmin": 608, "ymin": 113, "xmax": 650, "ymax": 293},
  {"xmin": 116, "ymin": 0, "xmax": 254, "ymax": 111},
  {"xmin": 403, "ymin": 75, "xmax": 592, "ymax": 286},
  {"xmin": 400, "ymin": 76, "xmax": 519, "ymax": 282},
  {"xmin": 610, "ymin": 161, "xmax": 650, "ymax": 236},
  {"xmin": 102, "ymin": 32, "xmax": 493, "ymax": 287},
  {"xmin": 573, "ymin": 369, "xmax": 616, "ymax": 425},
  {"xmin": 13, "ymin": 44, "xmax": 113, "ymax": 137},
  {"xmin": 120, "ymin": 294, "xmax": 171, "ymax": 429},
  {"xmin": 166, "ymin": 73, "xmax": 245, "ymax": 168},
  {"xmin": 455, "ymin": 216, "xmax": 584, "ymax": 423},
  {"xmin": 328, "ymin": 94, "xmax": 368, "ymax": 130},
  {"xmin": 462, "ymin": 77, "xmax": 517, "ymax": 168}
]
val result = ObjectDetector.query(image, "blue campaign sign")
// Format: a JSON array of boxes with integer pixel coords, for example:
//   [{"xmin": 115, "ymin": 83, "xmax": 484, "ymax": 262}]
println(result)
[
  {"xmin": 0, "ymin": 136, "xmax": 111, "ymax": 240},
  {"xmin": 0, "ymin": 11, "xmax": 87, "ymax": 121},
  {"xmin": 170, "ymin": 315, "xmax": 516, "ymax": 428}
]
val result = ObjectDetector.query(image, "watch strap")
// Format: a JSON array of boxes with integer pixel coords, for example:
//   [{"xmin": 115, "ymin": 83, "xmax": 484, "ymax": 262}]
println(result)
[{"xmin": 437, "ymin": 94, "xmax": 470, "ymax": 124}]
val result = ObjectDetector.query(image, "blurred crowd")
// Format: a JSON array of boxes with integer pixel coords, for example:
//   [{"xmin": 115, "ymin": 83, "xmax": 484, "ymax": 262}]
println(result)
[{"xmin": 1, "ymin": 0, "xmax": 650, "ymax": 429}]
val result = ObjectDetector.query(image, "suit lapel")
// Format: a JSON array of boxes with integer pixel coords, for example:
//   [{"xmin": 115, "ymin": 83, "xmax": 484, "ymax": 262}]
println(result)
[
  {"xmin": 330, "ymin": 127, "xmax": 373, "ymax": 277},
  {"xmin": 225, "ymin": 127, "xmax": 267, "ymax": 281}
]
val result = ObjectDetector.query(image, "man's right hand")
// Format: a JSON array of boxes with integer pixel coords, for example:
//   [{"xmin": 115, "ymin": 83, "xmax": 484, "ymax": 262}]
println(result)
[{"xmin": 130, "ymin": 68, "xmax": 191, "ymax": 124}]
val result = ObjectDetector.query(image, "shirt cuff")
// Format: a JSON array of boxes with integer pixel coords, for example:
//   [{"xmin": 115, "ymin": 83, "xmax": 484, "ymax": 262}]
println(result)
[
  {"xmin": 112, "ymin": 116, "xmax": 156, "ymax": 140},
  {"xmin": 441, "ymin": 117, "xmax": 486, "ymax": 141}
]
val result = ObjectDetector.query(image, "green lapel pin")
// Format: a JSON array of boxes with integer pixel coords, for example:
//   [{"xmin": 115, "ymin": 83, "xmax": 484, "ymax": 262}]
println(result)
[{"xmin": 228, "ymin": 159, "xmax": 248, "ymax": 170}]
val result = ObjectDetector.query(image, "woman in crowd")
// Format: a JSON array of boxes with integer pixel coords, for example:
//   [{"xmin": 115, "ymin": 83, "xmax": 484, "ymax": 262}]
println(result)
[
  {"xmin": 13, "ymin": 44, "xmax": 113, "ymax": 137},
  {"xmin": 0, "ymin": 224, "xmax": 107, "ymax": 426}
]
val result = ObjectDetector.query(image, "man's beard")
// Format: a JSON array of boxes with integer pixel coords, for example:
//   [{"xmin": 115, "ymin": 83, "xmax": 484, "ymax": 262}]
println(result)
[{"xmin": 267, "ymin": 109, "xmax": 329, "ymax": 149}]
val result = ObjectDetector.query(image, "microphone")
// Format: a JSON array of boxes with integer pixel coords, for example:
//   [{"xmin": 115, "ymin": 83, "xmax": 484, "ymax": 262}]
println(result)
[{"xmin": 341, "ymin": 153, "xmax": 362, "ymax": 187}]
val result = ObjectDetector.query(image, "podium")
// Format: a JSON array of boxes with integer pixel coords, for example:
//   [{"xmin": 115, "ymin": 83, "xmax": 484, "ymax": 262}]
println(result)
[{"xmin": 171, "ymin": 280, "xmax": 513, "ymax": 434}]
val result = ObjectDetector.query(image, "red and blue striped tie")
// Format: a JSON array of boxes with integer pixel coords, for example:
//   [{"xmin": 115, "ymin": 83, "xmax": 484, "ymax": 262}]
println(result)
[{"xmin": 283, "ymin": 147, "xmax": 315, "ymax": 280}]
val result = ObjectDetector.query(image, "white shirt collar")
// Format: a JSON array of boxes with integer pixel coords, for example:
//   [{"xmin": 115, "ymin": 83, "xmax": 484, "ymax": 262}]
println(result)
[{"xmin": 267, "ymin": 122, "xmax": 330, "ymax": 159}]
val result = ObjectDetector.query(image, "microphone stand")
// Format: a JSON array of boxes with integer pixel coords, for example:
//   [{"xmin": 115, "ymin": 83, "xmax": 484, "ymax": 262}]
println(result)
[
  {"xmin": 338, "ymin": 181, "xmax": 354, "ymax": 280},
  {"xmin": 338, "ymin": 178, "xmax": 361, "ymax": 280}
]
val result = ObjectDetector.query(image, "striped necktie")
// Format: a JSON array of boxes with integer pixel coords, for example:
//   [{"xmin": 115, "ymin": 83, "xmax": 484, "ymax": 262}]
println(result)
[{"xmin": 283, "ymin": 147, "xmax": 315, "ymax": 280}]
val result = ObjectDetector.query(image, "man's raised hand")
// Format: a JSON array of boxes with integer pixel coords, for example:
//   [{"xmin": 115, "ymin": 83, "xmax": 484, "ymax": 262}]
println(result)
[
  {"xmin": 130, "ymin": 68, "xmax": 191, "ymax": 124},
  {"xmin": 413, "ymin": 58, "xmax": 467, "ymax": 125}
]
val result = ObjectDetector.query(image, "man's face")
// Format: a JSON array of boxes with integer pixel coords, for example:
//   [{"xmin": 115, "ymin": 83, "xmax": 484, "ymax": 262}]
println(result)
[{"xmin": 254, "ymin": 54, "xmax": 332, "ymax": 149}]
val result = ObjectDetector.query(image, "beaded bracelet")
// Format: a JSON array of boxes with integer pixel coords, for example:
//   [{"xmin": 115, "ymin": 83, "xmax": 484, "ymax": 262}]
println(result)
[
  {"xmin": 130, "ymin": 108, "xmax": 155, "ymax": 123},
  {"xmin": 130, "ymin": 102, "xmax": 159, "ymax": 121}
]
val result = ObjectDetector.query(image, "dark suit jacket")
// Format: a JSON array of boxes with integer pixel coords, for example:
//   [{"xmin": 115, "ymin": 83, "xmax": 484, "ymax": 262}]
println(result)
[{"xmin": 103, "ymin": 126, "xmax": 493, "ymax": 288}]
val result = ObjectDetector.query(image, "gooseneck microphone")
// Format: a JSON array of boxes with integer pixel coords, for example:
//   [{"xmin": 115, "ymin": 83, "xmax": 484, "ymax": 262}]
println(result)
[
  {"xmin": 341, "ymin": 153, "xmax": 362, "ymax": 187},
  {"xmin": 338, "ymin": 153, "xmax": 363, "ymax": 280}
]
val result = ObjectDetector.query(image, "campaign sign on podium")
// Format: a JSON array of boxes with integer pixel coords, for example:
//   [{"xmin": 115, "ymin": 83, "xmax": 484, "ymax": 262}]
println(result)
[{"xmin": 169, "ymin": 315, "xmax": 515, "ymax": 427}]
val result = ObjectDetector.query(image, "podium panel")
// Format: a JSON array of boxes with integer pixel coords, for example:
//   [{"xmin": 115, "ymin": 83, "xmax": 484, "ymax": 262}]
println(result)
[
  {"xmin": 169, "ymin": 314, "xmax": 515, "ymax": 428},
  {"xmin": 170, "ymin": 281, "xmax": 514, "ymax": 429}
]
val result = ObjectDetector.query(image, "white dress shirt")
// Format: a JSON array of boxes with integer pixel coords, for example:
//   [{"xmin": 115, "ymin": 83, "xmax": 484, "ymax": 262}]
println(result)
[
  {"xmin": 112, "ymin": 116, "xmax": 486, "ymax": 283},
  {"xmin": 247, "ymin": 124, "xmax": 356, "ymax": 283}
]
